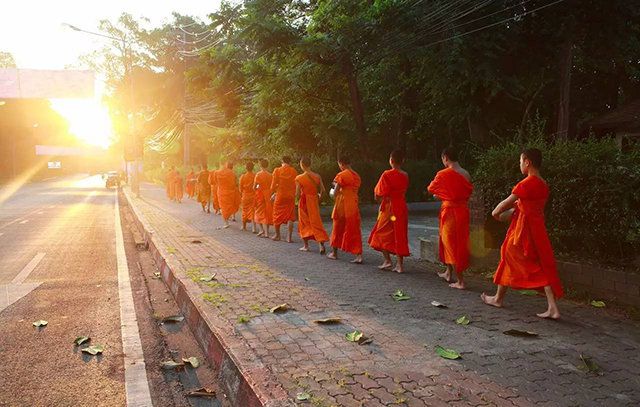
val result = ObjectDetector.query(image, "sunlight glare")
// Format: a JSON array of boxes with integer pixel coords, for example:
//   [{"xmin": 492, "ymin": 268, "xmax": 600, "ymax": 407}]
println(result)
[{"xmin": 50, "ymin": 98, "xmax": 113, "ymax": 149}]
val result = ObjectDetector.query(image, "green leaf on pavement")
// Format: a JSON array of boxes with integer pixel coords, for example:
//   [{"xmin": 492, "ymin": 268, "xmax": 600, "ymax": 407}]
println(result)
[
  {"xmin": 153, "ymin": 272, "xmax": 161, "ymax": 279},
  {"xmin": 186, "ymin": 387, "xmax": 216, "ymax": 397},
  {"xmin": 579, "ymin": 354, "xmax": 601, "ymax": 375},
  {"xmin": 430, "ymin": 301, "xmax": 448, "ymax": 308},
  {"xmin": 391, "ymin": 289, "xmax": 411, "ymax": 301},
  {"xmin": 32, "ymin": 320, "xmax": 48, "ymax": 327},
  {"xmin": 455, "ymin": 316, "xmax": 470, "ymax": 326},
  {"xmin": 503, "ymin": 329, "xmax": 539, "ymax": 338},
  {"xmin": 167, "ymin": 247, "xmax": 177, "ymax": 254},
  {"xmin": 161, "ymin": 315, "xmax": 184, "ymax": 323},
  {"xmin": 345, "ymin": 330, "xmax": 364, "ymax": 342},
  {"xmin": 518, "ymin": 290, "xmax": 538, "ymax": 296},
  {"xmin": 434, "ymin": 345, "xmax": 461, "ymax": 360},
  {"xmin": 313, "ymin": 317, "xmax": 342, "ymax": 325},
  {"xmin": 81, "ymin": 345, "xmax": 104, "ymax": 355},
  {"xmin": 182, "ymin": 357, "xmax": 200, "ymax": 368},
  {"xmin": 200, "ymin": 273, "xmax": 217, "ymax": 282},
  {"xmin": 74, "ymin": 336, "xmax": 90, "ymax": 346},
  {"xmin": 296, "ymin": 392, "xmax": 311, "ymax": 401},
  {"xmin": 237, "ymin": 315, "xmax": 251, "ymax": 324},
  {"xmin": 269, "ymin": 303, "xmax": 290, "ymax": 313},
  {"xmin": 590, "ymin": 300, "xmax": 606, "ymax": 308},
  {"xmin": 161, "ymin": 360, "xmax": 185, "ymax": 370}
]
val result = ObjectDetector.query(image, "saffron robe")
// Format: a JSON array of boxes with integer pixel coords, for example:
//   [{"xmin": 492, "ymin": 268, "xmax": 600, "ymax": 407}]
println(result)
[
  {"xmin": 254, "ymin": 170, "xmax": 273, "ymax": 225},
  {"xmin": 427, "ymin": 168, "xmax": 473, "ymax": 273},
  {"xmin": 296, "ymin": 173, "xmax": 329, "ymax": 242},
  {"xmin": 208, "ymin": 170, "xmax": 220, "ymax": 212},
  {"xmin": 368, "ymin": 169, "xmax": 410, "ymax": 257},
  {"xmin": 165, "ymin": 170, "xmax": 173, "ymax": 198},
  {"xmin": 239, "ymin": 171, "xmax": 256, "ymax": 222},
  {"xmin": 185, "ymin": 171, "xmax": 196, "ymax": 198},
  {"xmin": 271, "ymin": 165, "xmax": 298, "ymax": 225},
  {"xmin": 173, "ymin": 172, "xmax": 184, "ymax": 201},
  {"xmin": 330, "ymin": 169, "xmax": 362, "ymax": 254},
  {"xmin": 196, "ymin": 170, "xmax": 210, "ymax": 205},
  {"xmin": 493, "ymin": 175, "xmax": 564, "ymax": 298},
  {"xmin": 167, "ymin": 170, "xmax": 177, "ymax": 200},
  {"xmin": 216, "ymin": 168, "xmax": 240, "ymax": 220}
]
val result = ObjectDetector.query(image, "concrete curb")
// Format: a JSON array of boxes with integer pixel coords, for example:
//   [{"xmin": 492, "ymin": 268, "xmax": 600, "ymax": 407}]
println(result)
[{"xmin": 120, "ymin": 189, "xmax": 294, "ymax": 407}]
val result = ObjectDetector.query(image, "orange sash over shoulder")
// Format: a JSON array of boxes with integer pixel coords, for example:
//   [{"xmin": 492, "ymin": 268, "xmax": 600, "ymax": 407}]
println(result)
[
  {"xmin": 427, "ymin": 168, "xmax": 473, "ymax": 273},
  {"xmin": 368, "ymin": 169, "xmax": 410, "ymax": 256},
  {"xmin": 330, "ymin": 169, "xmax": 362, "ymax": 254},
  {"xmin": 493, "ymin": 175, "xmax": 563, "ymax": 298},
  {"xmin": 296, "ymin": 173, "xmax": 329, "ymax": 242}
]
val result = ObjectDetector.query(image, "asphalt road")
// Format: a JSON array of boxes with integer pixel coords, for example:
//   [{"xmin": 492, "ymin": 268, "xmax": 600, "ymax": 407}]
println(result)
[{"xmin": 0, "ymin": 175, "xmax": 226, "ymax": 407}]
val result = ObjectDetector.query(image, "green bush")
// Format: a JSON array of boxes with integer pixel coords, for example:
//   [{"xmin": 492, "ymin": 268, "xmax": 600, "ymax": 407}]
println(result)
[{"xmin": 474, "ymin": 137, "xmax": 640, "ymax": 263}]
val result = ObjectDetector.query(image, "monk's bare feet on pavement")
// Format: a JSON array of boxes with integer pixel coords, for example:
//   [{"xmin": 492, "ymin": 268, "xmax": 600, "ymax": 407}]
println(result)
[
  {"xmin": 286, "ymin": 238, "xmax": 293, "ymax": 243},
  {"xmin": 327, "ymin": 252, "xmax": 337, "ymax": 260},
  {"xmin": 536, "ymin": 309, "xmax": 561, "ymax": 320},
  {"xmin": 256, "ymin": 231, "xmax": 264, "ymax": 237},
  {"xmin": 378, "ymin": 262, "xmax": 392, "ymax": 270},
  {"xmin": 481, "ymin": 293, "xmax": 503, "ymax": 308},
  {"xmin": 271, "ymin": 235, "xmax": 281, "ymax": 241},
  {"xmin": 350, "ymin": 255, "xmax": 363, "ymax": 264},
  {"xmin": 393, "ymin": 266, "xmax": 404, "ymax": 273},
  {"xmin": 299, "ymin": 246, "xmax": 309, "ymax": 252},
  {"xmin": 438, "ymin": 269, "xmax": 451, "ymax": 283},
  {"xmin": 449, "ymin": 281, "xmax": 465, "ymax": 290}
]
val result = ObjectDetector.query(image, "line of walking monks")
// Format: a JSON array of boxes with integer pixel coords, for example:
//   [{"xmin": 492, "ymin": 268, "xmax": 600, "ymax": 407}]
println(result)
[{"xmin": 165, "ymin": 147, "xmax": 563, "ymax": 319}]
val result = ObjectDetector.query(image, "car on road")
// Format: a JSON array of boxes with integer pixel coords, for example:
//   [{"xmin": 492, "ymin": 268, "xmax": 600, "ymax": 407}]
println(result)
[{"xmin": 105, "ymin": 171, "xmax": 121, "ymax": 188}]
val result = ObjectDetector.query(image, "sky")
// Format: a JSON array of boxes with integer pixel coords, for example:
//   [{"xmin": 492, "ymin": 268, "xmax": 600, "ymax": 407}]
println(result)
[{"xmin": 1, "ymin": 1, "xmax": 223, "ymax": 147}]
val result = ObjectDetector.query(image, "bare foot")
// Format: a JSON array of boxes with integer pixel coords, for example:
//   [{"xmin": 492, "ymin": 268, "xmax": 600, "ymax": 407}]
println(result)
[
  {"xmin": 256, "ymin": 231, "xmax": 264, "ymax": 237},
  {"xmin": 350, "ymin": 257, "xmax": 363, "ymax": 264},
  {"xmin": 223, "ymin": 224, "xmax": 230, "ymax": 229},
  {"xmin": 393, "ymin": 267, "xmax": 404, "ymax": 273},
  {"xmin": 327, "ymin": 253, "xmax": 337, "ymax": 260},
  {"xmin": 480, "ymin": 292, "xmax": 503, "ymax": 308},
  {"xmin": 299, "ymin": 247, "xmax": 309, "ymax": 252},
  {"xmin": 536, "ymin": 310, "xmax": 561, "ymax": 320},
  {"xmin": 271, "ymin": 236, "xmax": 281, "ymax": 241},
  {"xmin": 449, "ymin": 282, "xmax": 465, "ymax": 290},
  {"xmin": 319, "ymin": 247, "xmax": 326, "ymax": 255},
  {"xmin": 286, "ymin": 238, "xmax": 293, "ymax": 243},
  {"xmin": 437, "ymin": 269, "xmax": 451, "ymax": 283},
  {"xmin": 378, "ymin": 262, "xmax": 392, "ymax": 270}
]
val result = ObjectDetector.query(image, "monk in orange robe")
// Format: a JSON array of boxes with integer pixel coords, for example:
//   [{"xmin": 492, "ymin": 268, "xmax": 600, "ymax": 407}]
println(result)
[
  {"xmin": 165, "ymin": 166, "xmax": 173, "ymax": 199},
  {"xmin": 368, "ymin": 150, "xmax": 410, "ymax": 273},
  {"xmin": 196, "ymin": 164, "xmax": 211, "ymax": 213},
  {"xmin": 208, "ymin": 166, "xmax": 220, "ymax": 215},
  {"xmin": 271, "ymin": 156, "xmax": 298, "ymax": 242},
  {"xmin": 481, "ymin": 148, "xmax": 563, "ymax": 319},
  {"xmin": 254, "ymin": 159, "xmax": 273, "ymax": 238},
  {"xmin": 185, "ymin": 168, "xmax": 195, "ymax": 198},
  {"xmin": 327, "ymin": 155, "xmax": 363, "ymax": 264},
  {"xmin": 216, "ymin": 161, "xmax": 240, "ymax": 228},
  {"xmin": 167, "ymin": 166, "xmax": 177, "ymax": 201},
  {"xmin": 173, "ymin": 170, "xmax": 184, "ymax": 203},
  {"xmin": 427, "ymin": 146, "xmax": 473, "ymax": 289},
  {"xmin": 295, "ymin": 157, "xmax": 329, "ymax": 253},
  {"xmin": 239, "ymin": 161, "xmax": 257, "ymax": 232}
]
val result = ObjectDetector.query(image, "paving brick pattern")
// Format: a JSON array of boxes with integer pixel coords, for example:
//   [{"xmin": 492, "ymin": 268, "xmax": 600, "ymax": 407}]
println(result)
[{"xmin": 132, "ymin": 184, "xmax": 640, "ymax": 406}]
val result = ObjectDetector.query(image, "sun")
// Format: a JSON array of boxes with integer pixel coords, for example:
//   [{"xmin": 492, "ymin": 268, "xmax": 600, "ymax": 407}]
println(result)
[{"xmin": 50, "ymin": 98, "xmax": 114, "ymax": 149}]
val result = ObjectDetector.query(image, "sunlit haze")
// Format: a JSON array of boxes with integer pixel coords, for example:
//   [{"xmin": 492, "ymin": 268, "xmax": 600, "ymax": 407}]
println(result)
[{"xmin": 50, "ymin": 98, "xmax": 113, "ymax": 149}]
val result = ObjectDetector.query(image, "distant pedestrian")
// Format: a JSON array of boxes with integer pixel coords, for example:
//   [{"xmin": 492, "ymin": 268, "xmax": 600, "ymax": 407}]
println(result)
[
  {"xmin": 368, "ymin": 149, "xmax": 410, "ymax": 273},
  {"xmin": 216, "ymin": 160, "xmax": 240, "ymax": 229},
  {"xmin": 271, "ymin": 156, "xmax": 298, "ymax": 242},
  {"xmin": 197, "ymin": 164, "xmax": 211, "ymax": 213},
  {"xmin": 427, "ymin": 146, "xmax": 473, "ymax": 289},
  {"xmin": 253, "ymin": 159, "xmax": 274, "ymax": 238},
  {"xmin": 185, "ymin": 167, "xmax": 196, "ymax": 198},
  {"xmin": 481, "ymin": 148, "xmax": 563, "ymax": 319},
  {"xmin": 295, "ymin": 156, "xmax": 328, "ymax": 254},
  {"xmin": 172, "ymin": 170, "xmax": 184, "ymax": 203},
  {"xmin": 327, "ymin": 155, "xmax": 363, "ymax": 264},
  {"xmin": 239, "ymin": 161, "xmax": 257, "ymax": 232}
]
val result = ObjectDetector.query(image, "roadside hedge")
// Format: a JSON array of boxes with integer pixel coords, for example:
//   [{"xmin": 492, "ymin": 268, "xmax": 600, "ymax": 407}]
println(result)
[{"xmin": 473, "ymin": 138, "xmax": 640, "ymax": 263}]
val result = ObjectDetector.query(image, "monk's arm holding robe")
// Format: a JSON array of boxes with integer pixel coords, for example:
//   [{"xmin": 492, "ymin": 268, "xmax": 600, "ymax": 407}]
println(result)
[{"xmin": 492, "ymin": 194, "xmax": 518, "ymax": 222}]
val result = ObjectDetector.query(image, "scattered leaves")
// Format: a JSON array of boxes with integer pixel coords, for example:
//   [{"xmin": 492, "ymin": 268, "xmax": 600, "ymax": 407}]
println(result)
[
  {"xmin": 161, "ymin": 360, "xmax": 185, "ymax": 370},
  {"xmin": 153, "ymin": 272, "xmax": 161, "ymax": 279},
  {"xmin": 74, "ymin": 336, "xmax": 90, "ymax": 346},
  {"xmin": 518, "ymin": 290, "xmax": 538, "ymax": 296},
  {"xmin": 182, "ymin": 357, "xmax": 200, "ymax": 368},
  {"xmin": 81, "ymin": 345, "xmax": 104, "ymax": 355},
  {"xmin": 199, "ymin": 274, "xmax": 217, "ymax": 282},
  {"xmin": 579, "ymin": 354, "xmax": 602, "ymax": 375},
  {"xmin": 190, "ymin": 240, "xmax": 202, "ymax": 244},
  {"xmin": 32, "ymin": 320, "xmax": 48, "ymax": 327},
  {"xmin": 503, "ymin": 329, "xmax": 539, "ymax": 338},
  {"xmin": 434, "ymin": 345, "xmax": 461, "ymax": 360},
  {"xmin": 237, "ymin": 315, "xmax": 251, "ymax": 324},
  {"xmin": 269, "ymin": 303, "xmax": 290, "ymax": 314},
  {"xmin": 296, "ymin": 392, "xmax": 311, "ymax": 401},
  {"xmin": 161, "ymin": 315, "xmax": 184, "ymax": 323},
  {"xmin": 431, "ymin": 301, "xmax": 448, "ymax": 308},
  {"xmin": 166, "ymin": 247, "xmax": 177, "ymax": 254},
  {"xmin": 455, "ymin": 316, "xmax": 470, "ymax": 326},
  {"xmin": 186, "ymin": 387, "xmax": 216, "ymax": 398},
  {"xmin": 313, "ymin": 317, "xmax": 342, "ymax": 325},
  {"xmin": 391, "ymin": 289, "xmax": 411, "ymax": 301},
  {"xmin": 590, "ymin": 300, "xmax": 606, "ymax": 308},
  {"xmin": 304, "ymin": 277, "xmax": 310, "ymax": 281},
  {"xmin": 345, "ymin": 330, "xmax": 364, "ymax": 342}
]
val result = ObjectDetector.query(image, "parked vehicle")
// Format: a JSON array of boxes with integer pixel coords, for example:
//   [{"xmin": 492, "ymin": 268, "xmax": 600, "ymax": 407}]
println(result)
[{"xmin": 105, "ymin": 171, "xmax": 120, "ymax": 188}]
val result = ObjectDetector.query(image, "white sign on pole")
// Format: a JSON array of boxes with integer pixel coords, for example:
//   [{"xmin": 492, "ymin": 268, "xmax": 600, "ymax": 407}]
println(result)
[{"xmin": 0, "ymin": 69, "xmax": 94, "ymax": 99}]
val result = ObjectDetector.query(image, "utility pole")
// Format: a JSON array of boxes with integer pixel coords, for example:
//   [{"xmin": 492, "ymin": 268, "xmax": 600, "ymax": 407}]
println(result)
[{"xmin": 182, "ymin": 30, "xmax": 190, "ymax": 168}]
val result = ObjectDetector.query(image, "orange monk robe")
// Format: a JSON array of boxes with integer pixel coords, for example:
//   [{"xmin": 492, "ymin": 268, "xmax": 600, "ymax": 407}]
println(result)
[
  {"xmin": 216, "ymin": 168, "xmax": 239, "ymax": 220},
  {"xmin": 427, "ymin": 168, "xmax": 473, "ymax": 273},
  {"xmin": 493, "ymin": 175, "xmax": 564, "ymax": 298},
  {"xmin": 208, "ymin": 170, "xmax": 220, "ymax": 212},
  {"xmin": 254, "ymin": 170, "xmax": 273, "ymax": 225},
  {"xmin": 173, "ymin": 172, "xmax": 184, "ymax": 201},
  {"xmin": 239, "ymin": 171, "xmax": 256, "ymax": 222},
  {"xmin": 368, "ymin": 169, "xmax": 410, "ymax": 256},
  {"xmin": 185, "ymin": 171, "xmax": 196, "ymax": 198},
  {"xmin": 330, "ymin": 169, "xmax": 362, "ymax": 254},
  {"xmin": 196, "ymin": 170, "xmax": 210, "ymax": 205},
  {"xmin": 165, "ymin": 170, "xmax": 173, "ymax": 198},
  {"xmin": 271, "ymin": 165, "xmax": 298, "ymax": 226},
  {"xmin": 167, "ymin": 170, "xmax": 178, "ymax": 200},
  {"xmin": 296, "ymin": 173, "xmax": 329, "ymax": 242}
]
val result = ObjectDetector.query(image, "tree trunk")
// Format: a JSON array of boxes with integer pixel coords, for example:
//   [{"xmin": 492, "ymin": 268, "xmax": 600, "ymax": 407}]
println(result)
[
  {"xmin": 467, "ymin": 113, "xmax": 488, "ymax": 145},
  {"xmin": 556, "ymin": 39, "xmax": 573, "ymax": 140},
  {"xmin": 342, "ymin": 59, "xmax": 368, "ymax": 156}
]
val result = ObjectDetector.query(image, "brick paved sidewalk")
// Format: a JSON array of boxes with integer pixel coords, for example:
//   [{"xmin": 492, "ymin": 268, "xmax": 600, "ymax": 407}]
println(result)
[{"xmin": 128, "ymin": 184, "xmax": 640, "ymax": 407}]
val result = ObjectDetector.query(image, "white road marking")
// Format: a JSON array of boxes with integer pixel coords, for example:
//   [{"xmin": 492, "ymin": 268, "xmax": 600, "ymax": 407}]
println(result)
[
  {"xmin": 19, "ymin": 220, "xmax": 29, "ymax": 224},
  {"xmin": 115, "ymin": 194, "xmax": 153, "ymax": 406},
  {"xmin": 12, "ymin": 252, "xmax": 46, "ymax": 285}
]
